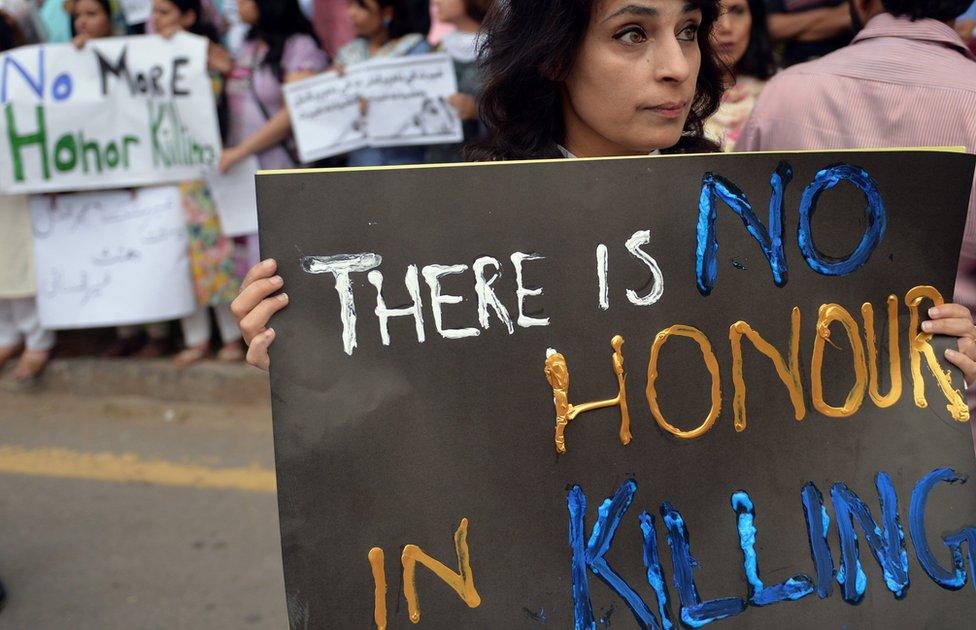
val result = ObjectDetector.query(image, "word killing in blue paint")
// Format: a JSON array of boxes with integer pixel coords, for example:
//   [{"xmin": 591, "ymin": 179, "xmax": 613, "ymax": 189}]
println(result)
[{"xmin": 567, "ymin": 468, "xmax": 973, "ymax": 629}]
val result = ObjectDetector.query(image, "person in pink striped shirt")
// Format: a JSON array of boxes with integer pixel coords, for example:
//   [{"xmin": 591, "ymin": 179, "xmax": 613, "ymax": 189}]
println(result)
[{"xmin": 737, "ymin": 0, "xmax": 976, "ymax": 436}]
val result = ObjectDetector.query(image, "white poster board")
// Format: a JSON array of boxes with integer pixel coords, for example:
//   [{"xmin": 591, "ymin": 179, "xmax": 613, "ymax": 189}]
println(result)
[
  {"xmin": 284, "ymin": 53, "xmax": 462, "ymax": 163},
  {"xmin": 119, "ymin": 0, "xmax": 152, "ymax": 25},
  {"xmin": 0, "ymin": 33, "xmax": 221, "ymax": 193},
  {"xmin": 206, "ymin": 155, "xmax": 259, "ymax": 237},
  {"xmin": 29, "ymin": 186, "xmax": 196, "ymax": 329}
]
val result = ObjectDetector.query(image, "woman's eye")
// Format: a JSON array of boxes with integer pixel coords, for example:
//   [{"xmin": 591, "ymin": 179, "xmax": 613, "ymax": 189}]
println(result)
[
  {"xmin": 615, "ymin": 27, "xmax": 648, "ymax": 45},
  {"xmin": 677, "ymin": 24, "xmax": 699, "ymax": 42}
]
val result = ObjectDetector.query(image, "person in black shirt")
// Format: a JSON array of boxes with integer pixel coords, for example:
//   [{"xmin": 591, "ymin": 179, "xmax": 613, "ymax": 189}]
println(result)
[{"xmin": 765, "ymin": 0, "xmax": 852, "ymax": 66}]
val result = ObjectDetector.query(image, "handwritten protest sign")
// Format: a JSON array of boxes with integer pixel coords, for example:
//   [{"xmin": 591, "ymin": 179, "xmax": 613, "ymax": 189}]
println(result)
[
  {"xmin": 30, "ymin": 186, "xmax": 195, "ymax": 329},
  {"xmin": 284, "ymin": 70, "xmax": 368, "ymax": 163},
  {"xmin": 284, "ymin": 53, "xmax": 462, "ymax": 163},
  {"xmin": 206, "ymin": 155, "xmax": 259, "ymax": 237},
  {"xmin": 119, "ymin": 0, "xmax": 152, "ymax": 25},
  {"xmin": 0, "ymin": 33, "xmax": 220, "ymax": 193},
  {"xmin": 257, "ymin": 150, "xmax": 976, "ymax": 629}
]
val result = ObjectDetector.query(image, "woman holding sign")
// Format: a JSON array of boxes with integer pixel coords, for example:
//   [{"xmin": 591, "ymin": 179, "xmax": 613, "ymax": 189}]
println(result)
[
  {"xmin": 71, "ymin": 0, "xmax": 123, "ymax": 46},
  {"xmin": 424, "ymin": 0, "xmax": 494, "ymax": 163},
  {"xmin": 232, "ymin": 0, "xmax": 976, "ymax": 388},
  {"xmin": 72, "ymin": 0, "xmax": 178, "ymax": 358},
  {"xmin": 219, "ymin": 0, "xmax": 328, "ymax": 174},
  {"xmin": 335, "ymin": 0, "xmax": 433, "ymax": 167},
  {"xmin": 0, "ymin": 9, "xmax": 54, "ymax": 386},
  {"xmin": 152, "ymin": 0, "xmax": 247, "ymax": 366},
  {"xmin": 218, "ymin": 0, "xmax": 327, "ymax": 301}
]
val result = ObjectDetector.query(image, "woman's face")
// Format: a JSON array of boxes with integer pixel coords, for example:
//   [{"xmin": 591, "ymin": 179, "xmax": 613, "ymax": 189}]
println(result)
[
  {"xmin": 73, "ymin": 0, "xmax": 113, "ymax": 39},
  {"xmin": 431, "ymin": 0, "xmax": 467, "ymax": 25},
  {"xmin": 238, "ymin": 0, "xmax": 259, "ymax": 25},
  {"xmin": 151, "ymin": 0, "xmax": 196, "ymax": 34},
  {"xmin": 713, "ymin": 0, "xmax": 751, "ymax": 71},
  {"xmin": 562, "ymin": 0, "xmax": 703, "ymax": 157},
  {"xmin": 347, "ymin": 0, "xmax": 391, "ymax": 38}
]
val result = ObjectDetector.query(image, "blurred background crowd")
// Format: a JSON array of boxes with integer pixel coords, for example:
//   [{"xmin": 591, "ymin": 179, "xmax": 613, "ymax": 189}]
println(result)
[{"xmin": 0, "ymin": 0, "xmax": 975, "ymax": 385}]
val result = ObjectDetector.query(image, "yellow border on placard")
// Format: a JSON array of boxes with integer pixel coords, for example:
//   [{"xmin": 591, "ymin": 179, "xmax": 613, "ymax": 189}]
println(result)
[{"xmin": 256, "ymin": 146, "xmax": 969, "ymax": 177}]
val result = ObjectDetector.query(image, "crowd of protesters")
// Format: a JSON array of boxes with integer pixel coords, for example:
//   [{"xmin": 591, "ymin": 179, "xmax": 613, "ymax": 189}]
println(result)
[{"xmin": 1, "ymin": 0, "xmax": 976, "ymax": 385}]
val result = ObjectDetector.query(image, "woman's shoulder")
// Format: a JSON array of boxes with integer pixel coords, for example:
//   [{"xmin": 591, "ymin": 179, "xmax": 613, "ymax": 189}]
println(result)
[
  {"xmin": 337, "ymin": 38, "xmax": 369, "ymax": 66},
  {"xmin": 283, "ymin": 33, "xmax": 324, "ymax": 55},
  {"xmin": 737, "ymin": 75, "xmax": 768, "ymax": 96},
  {"xmin": 283, "ymin": 33, "xmax": 329, "ymax": 71},
  {"xmin": 391, "ymin": 33, "xmax": 431, "ymax": 56}
]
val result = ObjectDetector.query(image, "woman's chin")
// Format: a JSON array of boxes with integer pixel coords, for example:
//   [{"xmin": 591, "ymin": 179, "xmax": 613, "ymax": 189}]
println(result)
[{"xmin": 629, "ymin": 127, "xmax": 684, "ymax": 153}]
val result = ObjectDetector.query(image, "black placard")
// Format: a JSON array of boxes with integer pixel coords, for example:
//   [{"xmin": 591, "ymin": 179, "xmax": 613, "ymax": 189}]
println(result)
[{"xmin": 258, "ymin": 151, "xmax": 976, "ymax": 629}]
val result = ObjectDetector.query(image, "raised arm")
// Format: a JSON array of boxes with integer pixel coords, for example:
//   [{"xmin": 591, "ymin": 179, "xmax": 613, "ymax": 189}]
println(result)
[{"xmin": 767, "ymin": 4, "xmax": 850, "ymax": 43}]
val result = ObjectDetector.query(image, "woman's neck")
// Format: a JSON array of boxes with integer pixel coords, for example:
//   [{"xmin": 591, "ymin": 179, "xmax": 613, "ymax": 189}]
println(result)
[
  {"xmin": 450, "ymin": 16, "xmax": 482, "ymax": 34},
  {"xmin": 367, "ymin": 29, "xmax": 390, "ymax": 54}
]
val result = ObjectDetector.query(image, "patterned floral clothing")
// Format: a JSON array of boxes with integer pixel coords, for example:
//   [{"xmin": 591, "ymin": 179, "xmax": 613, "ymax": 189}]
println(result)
[
  {"xmin": 180, "ymin": 181, "xmax": 240, "ymax": 306},
  {"xmin": 705, "ymin": 75, "xmax": 767, "ymax": 152}
]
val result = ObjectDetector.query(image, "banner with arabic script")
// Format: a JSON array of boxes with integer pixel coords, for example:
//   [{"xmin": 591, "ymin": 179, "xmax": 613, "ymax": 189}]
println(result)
[
  {"xmin": 284, "ymin": 53, "xmax": 462, "ymax": 163},
  {"xmin": 29, "ymin": 186, "xmax": 195, "ymax": 328}
]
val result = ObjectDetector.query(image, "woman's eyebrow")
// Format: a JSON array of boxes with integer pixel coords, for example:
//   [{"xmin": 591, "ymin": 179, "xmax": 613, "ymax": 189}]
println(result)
[
  {"xmin": 602, "ymin": 3, "xmax": 700, "ymax": 22},
  {"xmin": 602, "ymin": 5, "xmax": 659, "ymax": 22}
]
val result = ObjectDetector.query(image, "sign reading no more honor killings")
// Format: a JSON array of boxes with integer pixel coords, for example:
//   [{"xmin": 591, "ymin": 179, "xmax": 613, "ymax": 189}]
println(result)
[
  {"xmin": 0, "ymin": 33, "xmax": 220, "ymax": 194},
  {"xmin": 257, "ymin": 150, "xmax": 976, "ymax": 629}
]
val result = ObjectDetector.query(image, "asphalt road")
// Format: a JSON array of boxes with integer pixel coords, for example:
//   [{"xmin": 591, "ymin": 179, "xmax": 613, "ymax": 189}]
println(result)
[{"xmin": 0, "ymin": 391, "xmax": 287, "ymax": 629}]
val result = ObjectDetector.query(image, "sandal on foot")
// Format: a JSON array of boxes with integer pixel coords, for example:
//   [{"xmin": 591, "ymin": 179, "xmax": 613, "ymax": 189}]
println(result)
[
  {"xmin": 11, "ymin": 349, "xmax": 51, "ymax": 383},
  {"xmin": 173, "ymin": 343, "xmax": 210, "ymax": 368},
  {"xmin": 135, "ymin": 337, "xmax": 172, "ymax": 360},
  {"xmin": 0, "ymin": 344, "xmax": 24, "ymax": 372}
]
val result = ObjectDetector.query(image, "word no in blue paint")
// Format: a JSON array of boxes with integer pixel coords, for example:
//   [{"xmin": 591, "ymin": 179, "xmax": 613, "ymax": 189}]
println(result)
[
  {"xmin": 0, "ymin": 49, "xmax": 73, "ymax": 104},
  {"xmin": 696, "ymin": 162, "xmax": 886, "ymax": 295},
  {"xmin": 567, "ymin": 469, "xmax": 975, "ymax": 629}
]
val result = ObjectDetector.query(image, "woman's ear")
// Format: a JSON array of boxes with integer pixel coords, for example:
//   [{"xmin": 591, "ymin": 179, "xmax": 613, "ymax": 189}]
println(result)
[{"xmin": 382, "ymin": 5, "xmax": 394, "ymax": 26}]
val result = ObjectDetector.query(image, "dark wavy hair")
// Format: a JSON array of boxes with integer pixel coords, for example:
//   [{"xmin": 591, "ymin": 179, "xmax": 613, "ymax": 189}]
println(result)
[
  {"xmin": 735, "ymin": 0, "xmax": 775, "ymax": 80},
  {"xmin": 468, "ymin": 0, "xmax": 723, "ymax": 160},
  {"xmin": 247, "ymin": 0, "xmax": 321, "ymax": 80},
  {"xmin": 881, "ymin": 0, "xmax": 971, "ymax": 20},
  {"xmin": 0, "ymin": 10, "xmax": 26, "ymax": 52},
  {"xmin": 355, "ymin": 0, "xmax": 422, "ymax": 40},
  {"xmin": 464, "ymin": 0, "xmax": 495, "ymax": 22},
  {"xmin": 164, "ymin": 0, "xmax": 221, "ymax": 43}
]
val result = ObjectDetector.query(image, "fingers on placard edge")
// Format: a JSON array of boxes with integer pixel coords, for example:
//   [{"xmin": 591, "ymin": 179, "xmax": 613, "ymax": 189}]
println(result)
[
  {"xmin": 945, "ymin": 348, "xmax": 976, "ymax": 385},
  {"xmin": 247, "ymin": 329, "xmax": 275, "ymax": 371},
  {"xmin": 234, "ymin": 277, "xmax": 284, "ymax": 319},
  {"xmin": 239, "ymin": 295, "xmax": 289, "ymax": 341},
  {"xmin": 931, "ymin": 303, "xmax": 972, "ymax": 319},
  {"xmin": 925, "ymin": 318, "xmax": 975, "ymax": 338},
  {"xmin": 242, "ymin": 259, "xmax": 277, "ymax": 288},
  {"xmin": 957, "ymin": 336, "xmax": 976, "ymax": 355}
]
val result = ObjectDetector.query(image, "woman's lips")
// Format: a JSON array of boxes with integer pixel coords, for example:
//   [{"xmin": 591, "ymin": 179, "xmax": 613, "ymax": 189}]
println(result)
[{"xmin": 644, "ymin": 101, "xmax": 689, "ymax": 118}]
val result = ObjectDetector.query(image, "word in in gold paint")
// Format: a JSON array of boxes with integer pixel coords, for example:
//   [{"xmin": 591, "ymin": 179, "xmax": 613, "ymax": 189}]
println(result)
[
  {"xmin": 696, "ymin": 162, "xmax": 886, "ymax": 296},
  {"xmin": 367, "ymin": 518, "xmax": 481, "ymax": 628},
  {"xmin": 568, "ymin": 469, "xmax": 973, "ymax": 629},
  {"xmin": 547, "ymin": 285, "xmax": 968, "ymax": 454}
]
